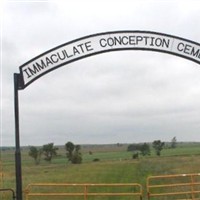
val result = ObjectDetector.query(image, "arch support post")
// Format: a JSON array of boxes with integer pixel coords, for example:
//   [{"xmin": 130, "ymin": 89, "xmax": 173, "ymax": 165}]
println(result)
[{"xmin": 14, "ymin": 73, "xmax": 23, "ymax": 200}]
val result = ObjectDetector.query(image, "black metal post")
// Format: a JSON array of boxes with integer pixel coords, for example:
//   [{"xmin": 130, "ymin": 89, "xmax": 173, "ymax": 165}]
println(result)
[{"xmin": 14, "ymin": 73, "xmax": 23, "ymax": 200}]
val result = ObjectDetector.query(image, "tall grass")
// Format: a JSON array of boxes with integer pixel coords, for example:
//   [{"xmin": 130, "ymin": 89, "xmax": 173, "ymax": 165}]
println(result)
[{"xmin": 1, "ymin": 143, "xmax": 200, "ymax": 199}]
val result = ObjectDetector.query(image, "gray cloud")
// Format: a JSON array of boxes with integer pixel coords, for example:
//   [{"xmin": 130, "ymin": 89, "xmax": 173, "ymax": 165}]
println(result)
[{"xmin": 1, "ymin": 0, "xmax": 200, "ymax": 146}]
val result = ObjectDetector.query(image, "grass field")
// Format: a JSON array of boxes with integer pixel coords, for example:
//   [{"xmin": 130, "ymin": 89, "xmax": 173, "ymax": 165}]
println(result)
[{"xmin": 0, "ymin": 142, "xmax": 200, "ymax": 199}]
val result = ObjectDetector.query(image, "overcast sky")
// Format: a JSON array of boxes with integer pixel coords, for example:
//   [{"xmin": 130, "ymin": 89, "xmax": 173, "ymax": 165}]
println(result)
[{"xmin": 1, "ymin": 0, "xmax": 200, "ymax": 146}]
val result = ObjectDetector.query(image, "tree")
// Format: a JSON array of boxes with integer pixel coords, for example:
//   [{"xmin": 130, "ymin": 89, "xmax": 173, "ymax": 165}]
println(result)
[
  {"xmin": 127, "ymin": 144, "xmax": 141, "ymax": 152},
  {"xmin": 132, "ymin": 152, "xmax": 139, "ymax": 159},
  {"xmin": 65, "ymin": 142, "xmax": 82, "ymax": 164},
  {"xmin": 29, "ymin": 146, "xmax": 42, "ymax": 165},
  {"xmin": 65, "ymin": 141, "xmax": 75, "ymax": 162},
  {"xmin": 171, "ymin": 136, "xmax": 177, "ymax": 148},
  {"xmin": 127, "ymin": 143, "xmax": 151, "ymax": 158},
  {"xmin": 71, "ymin": 145, "xmax": 82, "ymax": 164},
  {"xmin": 140, "ymin": 143, "xmax": 151, "ymax": 156},
  {"xmin": 152, "ymin": 140, "xmax": 165, "ymax": 156},
  {"xmin": 42, "ymin": 143, "xmax": 58, "ymax": 163}
]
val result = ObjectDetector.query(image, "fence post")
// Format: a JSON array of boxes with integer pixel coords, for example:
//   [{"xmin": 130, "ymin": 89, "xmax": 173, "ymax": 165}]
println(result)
[
  {"xmin": 84, "ymin": 185, "xmax": 87, "ymax": 200},
  {"xmin": 190, "ymin": 174, "xmax": 195, "ymax": 200}
]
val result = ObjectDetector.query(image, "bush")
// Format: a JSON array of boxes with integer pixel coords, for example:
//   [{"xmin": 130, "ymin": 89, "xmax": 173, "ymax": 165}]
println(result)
[{"xmin": 132, "ymin": 152, "xmax": 139, "ymax": 159}]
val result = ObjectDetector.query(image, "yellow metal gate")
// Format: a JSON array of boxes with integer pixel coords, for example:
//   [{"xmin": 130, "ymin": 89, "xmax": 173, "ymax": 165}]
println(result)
[
  {"xmin": 25, "ymin": 183, "xmax": 142, "ymax": 200},
  {"xmin": 147, "ymin": 173, "xmax": 200, "ymax": 200}
]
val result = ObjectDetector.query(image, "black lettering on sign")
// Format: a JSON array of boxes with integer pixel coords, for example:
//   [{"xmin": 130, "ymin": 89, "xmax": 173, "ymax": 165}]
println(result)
[
  {"xmin": 50, "ymin": 54, "xmax": 59, "ymax": 63},
  {"xmin": 46, "ymin": 57, "xmax": 53, "ymax": 66},
  {"xmin": 99, "ymin": 38, "xmax": 107, "ymax": 47},
  {"xmin": 191, "ymin": 48, "xmax": 200, "ymax": 57},
  {"xmin": 18, "ymin": 31, "xmax": 200, "ymax": 89},
  {"xmin": 57, "ymin": 50, "xmax": 67, "ymax": 60},
  {"xmin": 73, "ymin": 46, "xmax": 80, "ymax": 55},
  {"xmin": 35, "ymin": 60, "xmax": 47, "ymax": 70},
  {"xmin": 177, "ymin": 42, "xmax": 200, "ymax": 58}
]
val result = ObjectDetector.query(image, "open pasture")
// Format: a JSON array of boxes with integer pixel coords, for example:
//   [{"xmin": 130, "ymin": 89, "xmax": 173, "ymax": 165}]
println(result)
[{"xmin": 0, "ymin": 143, "xmax": 200, "ymax": 199}]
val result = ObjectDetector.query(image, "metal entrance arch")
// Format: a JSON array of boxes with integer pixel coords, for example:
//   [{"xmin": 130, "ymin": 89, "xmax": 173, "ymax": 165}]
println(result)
[{"xmin": 13, "ymin": 31, "xmax": 200, "ymax": 200}]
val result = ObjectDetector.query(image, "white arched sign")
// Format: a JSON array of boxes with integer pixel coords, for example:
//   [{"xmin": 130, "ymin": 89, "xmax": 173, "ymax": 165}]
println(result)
[{"xmin": 17, "ymin": 31, "xmax": 200, "ymax": 89}]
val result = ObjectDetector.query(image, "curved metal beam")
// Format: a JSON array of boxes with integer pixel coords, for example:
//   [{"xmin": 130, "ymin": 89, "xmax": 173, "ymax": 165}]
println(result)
[{"xmin": 17, "ymin": 31, "xmax": 200, "ymax": 89}]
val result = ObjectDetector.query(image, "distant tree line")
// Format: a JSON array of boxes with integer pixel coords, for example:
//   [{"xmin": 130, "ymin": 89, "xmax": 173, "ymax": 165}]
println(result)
[
  {"xmin": 127, "ymin": 137, "xmax": 177, "ymax": 158},
  {"xmin": 29, "ymin": 137, "xmax": 177, "ymax": 164},
  {"xmin": 127, "ymin": 143, "xmax": 151, "ymax": 157},
  {"xmin": 29, "ymin": 142, "xmax": 82, "ymax": 165}
]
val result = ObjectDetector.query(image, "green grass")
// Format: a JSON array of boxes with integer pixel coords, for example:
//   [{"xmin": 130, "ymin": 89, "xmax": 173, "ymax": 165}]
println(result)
[{"xmin": 1, "ymin": 143, "xmax": 200, "ymax": 199}]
